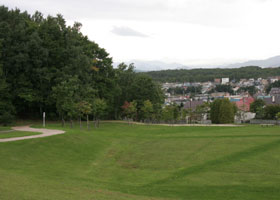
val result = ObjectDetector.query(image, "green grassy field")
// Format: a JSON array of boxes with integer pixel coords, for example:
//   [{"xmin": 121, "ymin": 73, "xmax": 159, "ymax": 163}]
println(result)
[
  {"xmin": 0, "ymin": 130, "xmax": 40, "ymax": 139},
  {"xmin": 0, "ymin": 127, "xmax": 11, "ymax": 131},
  {"xmin": 0, "ymin": 122, "xmax": 280, "ymax": 200}
]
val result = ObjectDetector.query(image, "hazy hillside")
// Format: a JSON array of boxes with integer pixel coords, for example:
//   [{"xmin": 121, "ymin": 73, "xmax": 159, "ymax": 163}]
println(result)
[
  {"xmin": 115, "ymin": 55, "xmax": 280, "ymax": 72},
  {"xmin": 114, "ymin": 60, "xmax": 188, "ymax": 71},
  {"xmin": 224, "ymin": 55, "xmax": 280, "ymax": 68},
  {"xmin": 144, "ymin": 66, "xmax": 280, "ymax": 82}
]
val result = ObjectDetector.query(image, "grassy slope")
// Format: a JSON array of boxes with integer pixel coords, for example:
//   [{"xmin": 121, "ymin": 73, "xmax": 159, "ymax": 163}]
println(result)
[
  {"xmin": 0, "ymin": 122, "xmax": 280, "ymax": 200},
  {"xmin": 0, "ymin": 131, "xmax": 40, "ymax": 139},
  {"xmin": 0, "ymin": 127, "xmax": 11, "ymax": 131}
]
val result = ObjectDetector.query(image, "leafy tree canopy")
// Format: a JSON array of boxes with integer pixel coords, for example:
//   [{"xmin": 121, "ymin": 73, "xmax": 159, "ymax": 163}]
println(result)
[{"xmin": 0, "ymin": 6, "xmax": 164, "ymax": 124}]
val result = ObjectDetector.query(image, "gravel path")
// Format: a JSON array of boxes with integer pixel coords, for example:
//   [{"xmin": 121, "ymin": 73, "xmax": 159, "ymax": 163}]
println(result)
[{"xmin": 0, "ymin": 126, "xmax": 65, "ymax": 143}]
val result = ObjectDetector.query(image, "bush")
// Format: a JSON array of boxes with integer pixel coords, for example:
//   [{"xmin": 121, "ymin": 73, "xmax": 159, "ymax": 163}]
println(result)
[{"xmin": 264, "ymin": 105, "xmax": 280, "ymax": 120}]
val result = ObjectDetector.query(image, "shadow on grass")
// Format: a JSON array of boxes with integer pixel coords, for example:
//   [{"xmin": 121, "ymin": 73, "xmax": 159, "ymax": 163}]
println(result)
[
  {"xmin": 145, "ymin": 138, "xmax": 280, "ymax": 186},
  {"xmin": 158, "ymin": 134, "xmax": 280, "ymax": 140}
]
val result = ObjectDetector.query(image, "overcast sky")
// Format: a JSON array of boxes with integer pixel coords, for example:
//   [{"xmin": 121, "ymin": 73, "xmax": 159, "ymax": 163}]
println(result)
[{"xmin": 2, "ymin": 0, "xmax": 280, "ymax": 67}]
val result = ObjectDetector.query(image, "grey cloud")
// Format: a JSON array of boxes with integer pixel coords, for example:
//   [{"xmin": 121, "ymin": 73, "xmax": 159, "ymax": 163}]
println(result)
[
  {"xmin": 1, "ymin": 0, "xmax": 275, "ymax": 28},
  {"xmin": 2, "ymin": 0, "xmax": 167, "ymax": 21},
  {"xmin": 111, "ymin": 26, "xmax": 148, "ymax": 37}
]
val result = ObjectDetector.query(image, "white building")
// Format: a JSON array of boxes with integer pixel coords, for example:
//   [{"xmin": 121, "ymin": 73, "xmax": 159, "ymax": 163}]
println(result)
[{"xmin": 222, "ymin": 78, "xmax": 229, "ymax": 84}]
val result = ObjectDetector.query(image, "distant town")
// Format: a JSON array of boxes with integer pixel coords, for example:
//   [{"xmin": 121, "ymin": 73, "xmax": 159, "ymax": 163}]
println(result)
[{"xmin": 163, "ymin": 76, "xmax": 280, "ymax": 123}]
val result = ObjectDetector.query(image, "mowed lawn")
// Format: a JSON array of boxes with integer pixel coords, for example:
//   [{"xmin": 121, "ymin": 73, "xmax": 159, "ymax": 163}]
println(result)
[
  {"xmin": 0, "ymin": 123, "xmax": 280, "ymax": 200},
  {"xmin": 0, "ymin": 131, "xmax": 41, "ymax": 139}
]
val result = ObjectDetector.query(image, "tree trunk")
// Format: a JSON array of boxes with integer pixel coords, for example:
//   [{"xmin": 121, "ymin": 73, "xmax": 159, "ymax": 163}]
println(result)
[
  {"xmin": 79, "ymin": 116, "xmax": 82, "ymax": 129},
  {"xmin": 114, "ymin": 107, "xmax": 118, "ymax": 120},
  {"xmin": 62, "ymin": 116, "xmax": 65, "ymax": 127},
  {"xmin": 87, "ymin": 115, "xmax": 89, "ymax": 130},
  {"xmin": 40, "ymin": 105, "xmax": 42, "ymax": 116},
  {"xmin": 70, "ymin": 119, "xmax": 73, "ymax": 128},
  {"xmin": 94, "ymin": 118, "xmax": 97, "ymax": 128}
]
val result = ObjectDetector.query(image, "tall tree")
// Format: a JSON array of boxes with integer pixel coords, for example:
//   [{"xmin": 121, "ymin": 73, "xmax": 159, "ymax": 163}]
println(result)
[
  {"xmin": 130, "ymin": 74, "xmax": 164, "ymax": 120},
  {"xmin": 141, "ymin": 100, "xmax": 154, "ymax": 123},
  {"xmin": 122, "ymin": 101, "xmax": 137, "ymax": 124},
  {"xmin": 218, "ymin": 99, "xmax": 235, "ymax": 124},
  {"xmin": 162, "ymin": 105, "xmax": 174, "ymax": 123},
  {"xmin": 76, "ymin": 101, "xmax": 92, "ymax": 130},
  {"xmin": 210, "ymin": 99, "xmax": 222, "ymax": 124},
  {"xmin": 113, "ymin": 63, "xmax": 136, "ymax": 119},
  {"xmin": 250, "ymin": 99, "xmax": 265, "ymax": 119},
  {"xmin": 92, "ymin": 98, "xmax": 107, "ymax": 128},
  {"xmin": 210, "ymin": 99, "xmax": 235, "ymax": 124},
  {"xmin": 162, "ymin": 105, "xmax": 179, "ymax": 124},
  {"xmin": 52, "ymin": 76, "xmax": 81, "ymax": 127}
]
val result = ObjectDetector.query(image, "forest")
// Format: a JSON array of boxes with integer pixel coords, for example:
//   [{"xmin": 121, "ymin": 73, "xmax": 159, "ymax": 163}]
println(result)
[
  {"xmin": 0, "ymin": 6, "xmax": 164, "ymax": 124},
  {"xmin": 144, "ymin": 66, "xmax": 280, "ymax": 82}
]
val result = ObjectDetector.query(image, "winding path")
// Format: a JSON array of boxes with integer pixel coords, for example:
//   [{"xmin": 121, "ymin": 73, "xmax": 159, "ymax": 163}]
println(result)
[{"xmin": 0, "ymin": 126, "xmax": 65, "ymax": 143}]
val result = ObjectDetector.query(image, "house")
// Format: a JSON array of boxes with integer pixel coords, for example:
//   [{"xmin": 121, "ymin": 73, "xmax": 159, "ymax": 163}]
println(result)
[
  {"xmin": 235, "ymin": 111, "xmax": 256, "ymax": 123},
  {"xmin": 222, "ymin": 78, "xmax": 229, "ymax": 85},
  {"xmin": 231, "ymin": 96, "xmax": 255, "ymax": 112},
  {"xmin": 183, "ymin": 100, "xmax": 204, "ymax": 111},
  {"xmin": 259, "ymin": 88, "xmax": 280, "ymax": 105},
  {"xmin": 270, "ymin": 78, "xmax": 279, "ymax": 83},
  {"xmin": 270, "ymin": 88, "xmax": 280, "ymax": 96},
  {"xmin": 263, "ymin": 96, "xmax": 280, "ymax": 105},
  {"xmin": 211, "ymin": 92, "xmax": 230, "ymax": 98},
  {"xmin": 233, "ymin": 87, "xmax": 240, "ymax": 93},
  {"xmin": 214, "ymin": 78, "xmax": 221, "ymax": 84},
  {"xmin": 261, "ymin": 79, "xmax": 269, "ymax": 86}
]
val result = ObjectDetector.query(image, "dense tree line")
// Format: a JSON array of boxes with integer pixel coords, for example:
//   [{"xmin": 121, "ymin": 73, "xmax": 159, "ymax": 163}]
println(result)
[
  {"xmin": 144, "ymin": 66, "xmax": 280, "ymax": 83},
  {"xmin": 250, "ymin": 99, "xmax": 280, "ymax": 120},
  {"xmin": 122, "ymin": 101, "xmax": 193, "ymax": 124},
  {"xmin": 209, "ymin": 85, "xmax": 234, "ymax": 95},
  {"xmin": 0, "ymin": 6, "xmax": 163, "ymax": 125}
]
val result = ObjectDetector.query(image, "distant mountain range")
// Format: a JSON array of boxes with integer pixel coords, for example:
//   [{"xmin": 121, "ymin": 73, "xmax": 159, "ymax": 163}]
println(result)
[
  {"xmin": 113, "ymin": 55, "xmax": 280, "ymax": 72},
  {"xmin": 113, "ymin": 60, "xmax": 187, "ymax": 71},
  {"xmin": 223, "ymin": 55, "xmax": 280, "ymax": 69}
]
